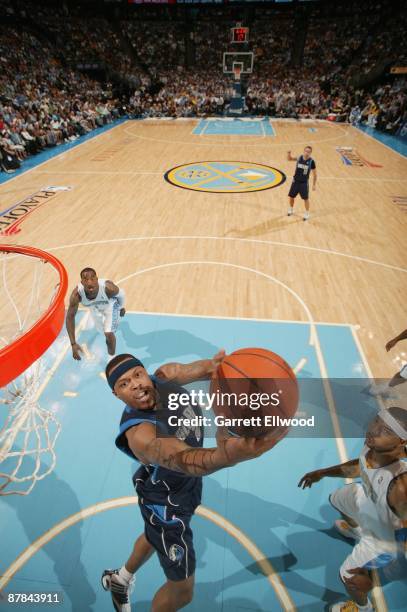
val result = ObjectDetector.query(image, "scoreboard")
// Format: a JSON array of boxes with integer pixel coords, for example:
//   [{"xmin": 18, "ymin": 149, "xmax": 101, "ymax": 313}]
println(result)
[{"xmin": 231, "ymin": 26, "xmax": 249, "ymax": 44}]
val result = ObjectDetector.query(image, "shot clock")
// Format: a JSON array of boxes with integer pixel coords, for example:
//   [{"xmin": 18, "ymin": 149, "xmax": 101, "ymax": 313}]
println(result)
[{"xmin": 231, "ymin": 26, "xmax": 249, "ymax": 44}]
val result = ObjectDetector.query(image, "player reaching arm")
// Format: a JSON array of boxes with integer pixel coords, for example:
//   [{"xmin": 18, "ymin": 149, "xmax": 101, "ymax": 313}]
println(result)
[
  {"xmin": 154, "ymin": 349, "xmax": 225, "ymax": 384},
  {"xmin": 126, "ymin": 419, "xmax": 284, "ymax": 478},
  {"xmin": 386, "ymin": 328, "xmax": 407, "ymax": 352},
  {"xmin": 298, "ymin": 459, "xmax": 360, "ymax": 488}
]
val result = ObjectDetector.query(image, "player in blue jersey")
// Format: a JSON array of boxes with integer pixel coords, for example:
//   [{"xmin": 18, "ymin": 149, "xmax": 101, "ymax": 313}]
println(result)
[
  {"xmin": 287, "ymin": 145, "xmax": 317, "ymax": 221},
  {"xmin": 101, "ymin": 352, "xmax": 284, "ymax": 612}
]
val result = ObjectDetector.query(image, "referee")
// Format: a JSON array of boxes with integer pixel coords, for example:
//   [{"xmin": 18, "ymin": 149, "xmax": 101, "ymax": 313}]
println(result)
[{"xmin": 287, "ymin": 145, "xmax": 317, "ymax": 221}]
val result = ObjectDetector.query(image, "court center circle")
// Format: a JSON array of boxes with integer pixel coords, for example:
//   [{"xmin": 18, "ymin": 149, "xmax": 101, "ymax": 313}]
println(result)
[{"xmin": 164, "ymin": 161, "xmax": 286, "ymax": 193}]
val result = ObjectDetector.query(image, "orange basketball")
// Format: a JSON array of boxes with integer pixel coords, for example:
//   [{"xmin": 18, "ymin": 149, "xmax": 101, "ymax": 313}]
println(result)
[{"xmin": 210, "ymin": 347, "xmax": 298, "ymax": 438}]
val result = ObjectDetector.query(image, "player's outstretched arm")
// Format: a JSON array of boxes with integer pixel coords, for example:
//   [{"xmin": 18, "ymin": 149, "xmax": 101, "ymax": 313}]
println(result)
[
  {"xmin": 66, "ymin": 289, "xmax": 83, "ymax": 360},
  {"xmin": 386, "ymin": 329, "xmax": 407, "ymax": 352},
  {"xmin": 154, "ymin": 349, "xmax": 226, "ymax": 384},
  {"xmin": 126, "ymin": 422, "xmax": 284, "ymax": 477},
  {"xmin": 287, "ymin": 150, "xmax": 297, "ymax": 161},
  {"xmin": 298, "ymin": 459, "xmax": 360, "ymax": 489},
  {"xmin": 388, "ymin": 472, "xmax": 407, "ymax": 520},
  {"xmin": 105, "ymin": 280, "xmax": 126, "ymax": 316}
]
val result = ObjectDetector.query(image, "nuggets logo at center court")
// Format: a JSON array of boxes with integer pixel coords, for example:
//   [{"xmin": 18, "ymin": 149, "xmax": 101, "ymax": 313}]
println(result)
[{"xmin": 164, "ymin": 161, "xmax": 286, "ymax": 193}]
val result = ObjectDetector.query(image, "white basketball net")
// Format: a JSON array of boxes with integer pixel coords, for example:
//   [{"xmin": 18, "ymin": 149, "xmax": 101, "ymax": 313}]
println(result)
[
  {"xmin": 0, "ymin": 250, "xmax": 61, "ymax": 496},
  {"xmin": 233, "ymin": 65, "xmax": 242, "ymax": 81}
]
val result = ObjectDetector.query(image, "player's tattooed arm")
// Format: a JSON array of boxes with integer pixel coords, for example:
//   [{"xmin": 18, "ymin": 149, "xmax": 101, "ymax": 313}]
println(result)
[
  {"xmin": 154, "ymin": 349, "xmax": 226, "ymax": 384},
  {"xmin": 126, "ymin": 422, "xmax": 284, "ymax": 477},
  {"xmin": 66, "ymin": 289, "xmax": 83, "ymax": 360},
  {"xmin": 298, "ymin": 459, "xmax": 360, "ymax": 489},
  {"xmin": 126, "ymin": 423, "xmax": 236, "ymax": 476},
  {"xmin": 322, "ymin": 459, "xmax": 360, "ymax": 478}
]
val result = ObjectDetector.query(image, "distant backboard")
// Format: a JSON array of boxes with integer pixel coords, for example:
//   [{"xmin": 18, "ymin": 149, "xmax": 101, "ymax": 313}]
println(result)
[{"xmin": 223, "ymin": 52, "xmax": 254, "ymax": 74}]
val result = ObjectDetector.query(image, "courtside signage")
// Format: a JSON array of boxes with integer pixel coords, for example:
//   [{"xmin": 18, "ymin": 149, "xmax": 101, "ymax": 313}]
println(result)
[
  {"xmin": 0, "ymin": 187, "xmax": 71, "ymax": 236},
  {"xmin": 336, "ymin": 147, "xmax": 382, "ymax": 168}
]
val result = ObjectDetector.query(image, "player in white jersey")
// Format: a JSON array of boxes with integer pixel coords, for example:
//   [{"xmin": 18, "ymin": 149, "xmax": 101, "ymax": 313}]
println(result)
[
  {"xmin": 66, "ymin": 267, "xmax": 126, "ymax": 359},
  {"xmin": 299, "ymin": 406, "xmax": 407, "ymax": 612}
]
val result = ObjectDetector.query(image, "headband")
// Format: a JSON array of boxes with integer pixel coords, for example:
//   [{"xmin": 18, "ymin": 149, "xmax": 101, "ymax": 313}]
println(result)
[
  {"xmin": 378, "ymin": 409, "xmax": 407, "ymax": 440},
  {"xmin": 107, "ymin": 358, "xmax": 145, "ymax": 390}
]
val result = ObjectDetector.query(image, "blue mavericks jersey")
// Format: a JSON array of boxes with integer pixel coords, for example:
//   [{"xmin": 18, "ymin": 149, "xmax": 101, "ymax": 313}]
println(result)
[
  {"xmin": 293, "ymin": 155, "xmax": 316, "ymax": 183},
  {"xmin": 115, "ymin": 376, "xmax": 203, "ymax": 511}
]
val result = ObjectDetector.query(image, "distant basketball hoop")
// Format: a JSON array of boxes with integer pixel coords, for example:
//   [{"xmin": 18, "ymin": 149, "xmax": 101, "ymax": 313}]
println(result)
[
  {"xmin": 0, "ymin": 244, "xmax": 68, "ymax": 495},
  {"xmin": 223, "ymin": 51, "xmax": 254, "ymax": 76}
]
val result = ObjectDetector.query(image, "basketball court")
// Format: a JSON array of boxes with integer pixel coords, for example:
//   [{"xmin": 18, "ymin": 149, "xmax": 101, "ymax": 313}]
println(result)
[{"xmin": 0, "ymin": 117, "xmax": 406, "ymax": 611}]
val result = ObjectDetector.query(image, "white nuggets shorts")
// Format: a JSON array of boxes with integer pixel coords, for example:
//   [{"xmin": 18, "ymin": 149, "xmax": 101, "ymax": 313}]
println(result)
[
  {"xmin": 330, "ymin": 483, "xmax": 398, "ymax": 580},
  {"xmin": 90, "ymin": 300, "xmax": 120, "ymax": 334}
]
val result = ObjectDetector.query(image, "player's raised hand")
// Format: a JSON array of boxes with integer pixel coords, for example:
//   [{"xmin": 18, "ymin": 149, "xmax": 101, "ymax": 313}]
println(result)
[
  {"xmin": 298, "ymin": 469, "xmax": 325, "ymax": 489},
  {"xmin": 71, "ymin": 342, "xmax": 83, "ymax": 361},
  {"xmin": 220, "ymin": 427, "xmax": 286, "ymax": 465},
  {"xmin": 385, "ymin": 338, "xmax": 397, "ymax": 352},
  {"xmin": 252, "ymin": 426, "xmax": 288, "ymax": 454},
  {"xmin": 209, "ymin": 349, "xmax": 226, "ymax": 375}
]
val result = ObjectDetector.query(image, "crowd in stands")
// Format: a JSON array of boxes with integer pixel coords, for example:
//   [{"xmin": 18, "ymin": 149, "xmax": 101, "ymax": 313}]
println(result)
[
  {"xmin": 303, "ymin": 15, "xmax": 379, "ymax": 83},
  {"xmin": 124, "ymin": 0, "xmax": 405, "ymax": 127},
  {"xmin": 251, "ymin": 18, "xmax": 295, "ymax": 77},
  {"xmin": 193, "ymin": 23, "xmax": 230, "ymax": 73},
  {"xmin": 130, "ymin": 72, "xmax": 231, "ymax": 118},
  {"xmin": 0, "ymin": 0, "xmax": 405, "ymax": 173},
  {"xmin": 123, "ymin": 20, "xmax": 186, "ymax": 76},
  {"xmin": 32, "ymin": 4, "xmax": 146, "ymax": 88},
  {"xmin": 350, "ymin": 79, "xmax": 407, "ymax": 134},
  {"xmin": 0, "ymin": 26, "xmax": 124, "ymax": 174}
]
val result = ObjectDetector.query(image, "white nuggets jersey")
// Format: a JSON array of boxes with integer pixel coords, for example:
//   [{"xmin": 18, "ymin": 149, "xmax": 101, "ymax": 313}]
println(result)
[
  {"xmin": 77, "ymin": 279, "xmax": 120, "ymax": 333},
  {"xmin": 358, "ymin": 445, "xmax": 407, "ymax": 547},
  {"xmin": 77, "ymin": 279, "xmax": 111, "ymax": 313}
]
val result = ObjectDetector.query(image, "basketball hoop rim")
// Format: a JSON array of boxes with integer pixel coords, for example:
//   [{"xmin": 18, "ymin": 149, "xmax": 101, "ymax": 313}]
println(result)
[{"xmin": 0, "ymin": 244, "xmax": 68, "ymax": 388}]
